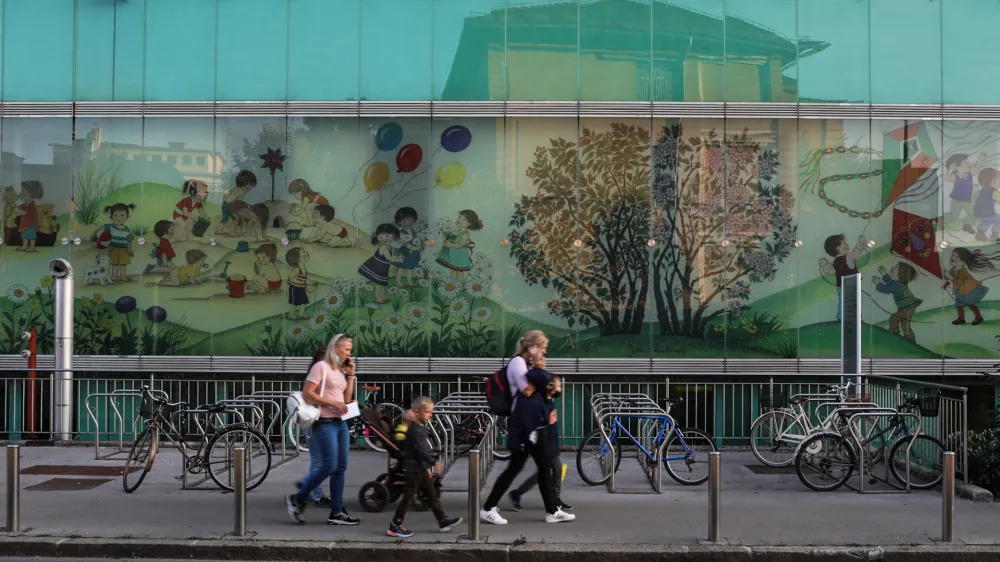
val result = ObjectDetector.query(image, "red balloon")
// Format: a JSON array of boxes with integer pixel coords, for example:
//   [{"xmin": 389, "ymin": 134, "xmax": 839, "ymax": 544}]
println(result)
[{"xmin": 396, "ymin": 143, "xmax": 423, "ymax": 173}]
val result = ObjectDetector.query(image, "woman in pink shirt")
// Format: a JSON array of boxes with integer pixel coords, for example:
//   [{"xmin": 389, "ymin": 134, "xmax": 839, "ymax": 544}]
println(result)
[{"xmin": 286, "ymin": 334, "xmax": 359, "ymax": 526}]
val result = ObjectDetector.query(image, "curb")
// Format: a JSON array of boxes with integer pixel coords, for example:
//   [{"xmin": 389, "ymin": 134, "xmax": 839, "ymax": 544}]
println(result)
[
  {"xmin": 3, "ymin": 537, "xmax": 1000, "ymax": 561},
  {"xmin": 957, "ymin": 482, "xmax": 994, "ymax": 503}
]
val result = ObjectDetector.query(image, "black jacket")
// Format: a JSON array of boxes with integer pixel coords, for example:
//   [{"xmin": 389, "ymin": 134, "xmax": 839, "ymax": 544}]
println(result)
[
  {"xmin": 402, "ymin": 421, "xmax": 437, "ymax": 472},
  {"xmin": 544, "ymin": 396, "xmax": 559, "ymax": 456}
]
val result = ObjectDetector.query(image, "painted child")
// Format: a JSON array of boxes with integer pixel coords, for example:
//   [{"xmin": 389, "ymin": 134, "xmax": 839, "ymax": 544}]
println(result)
[
  {"xmin": 252, "ymin": 243, "xmax": 282, "ymax": 294},
  {"xmin": 289, "ymin": 179, "xmax": 329, "ymax": 220},
  {"xmin": 872, "ymin": 262, "xmax": 923, "ymax": 344},
  {"xmin": 14, "ymin": 180, "xmax": 43, "ymax": 252},
  {"xmin": 945, "ymin": 247, "xmax": 998, "ymax": 326},
  {"xmin": 173, "ymin": 180, "xmax": 210, "ymax": 242},
  {"xmin": 819, "ymin": 233, "xmax": 867, "ymax": 321},
  {"xmin": 161, "ymin": 249, "xmax": 208, "ymax": 286},
  {"xmin": 359, "ymin": 223, "xmax": 402, "ymax": 303},
  {"xmin": 218, "ymin": 171, "xmax": 257, "ymax": 236},
  {"xmin": 143, "ymin": 220, "xmax": 178, "ymax": 275},
  {"xmin": 97, "ymin": 203, "xmax": 136, "ymax": 282},
  {"xmin": 394, "ymin": 207, "xmax": 423, "ymax": 288},
  {"xmin": 301, "ymin": 204, "xmax": 350, "ymax": 247},
  {"xmin": 286, "ymin": 247, "xmax": 317, "ymax": 319},
  {"xmin": 435, "ymin": 209, "xmax": 483, "ymax": 283},
  {"xmin": 974, "ymin": 168, "xmax": 1000, "ymax": 242},
  {"xmin": 944, "ymin": 152, "xmax": 985, "ymax": 235}
]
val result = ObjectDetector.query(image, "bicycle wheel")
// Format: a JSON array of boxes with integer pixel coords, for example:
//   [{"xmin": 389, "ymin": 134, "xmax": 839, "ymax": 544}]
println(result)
[
  {"xmin": 363, "ymin": 402, "xmax": 406, "ymax": 453},
  {"xmin": 206, "ymin": 426, "xmax": 272, "ymax": 492},
  {"xmin": 123, "ymin": 426, "xmax": 156, "ymax": 493},
  {"xmin": 749, "ymin": 410, "xmax": 805, "ymax": 467},
  {"xmin": 576, "ymin": 427, "xmax": 622, "ymax": 486},
  {"xmin": 888, "ymin": 434, "xmax": 944, "ymax": 490},
  {"xmin": 663, "ymin": 428, "xmax": 717, "ymax": 485},
  {"xmin": 492, "ymin": 417, "xmax": 511, "ymax": 461},
  {"xmin": 794, "ymin": 432, "xmax": 855, "ymax": 492}
]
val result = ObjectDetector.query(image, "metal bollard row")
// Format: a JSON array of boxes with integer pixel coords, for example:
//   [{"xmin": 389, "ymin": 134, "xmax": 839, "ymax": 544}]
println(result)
[
  {"xmin": 708, "ymin": 451, "xmax": 720, "ymax": 542},
  {"xmin": 942, "ymin": 451, "xmax": 955, "ymax": 543},
  {"xmin": 234, "ymin": 447, "xmax": 248, "ymax": 537},
  {"xmin": 6, "ymin": 444, "xmax": 19, "ymax": 533}
]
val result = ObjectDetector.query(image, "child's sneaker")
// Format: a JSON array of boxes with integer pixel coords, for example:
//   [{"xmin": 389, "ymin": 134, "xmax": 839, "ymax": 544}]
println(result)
[
  {"xmin": 508, "ymin": 491, "xmax": 523, "ymax": 512},
  {"xmin": 545, "ymin": 509, "xmax": 576, "ymax": 523},
  {"xmin": 438, "ymin": 516, "xmax": 462, "ymax": 532},
  {"xmin": 479, "ymin": 507, "xmax": 508, "ymax": 525},
  {"xmin": 387, "ymin": 523, "xmax": 412, "ymax": 538},
  {"xmin": 285, "ymin": 494, "xmax": 305, "ymax": 524}
]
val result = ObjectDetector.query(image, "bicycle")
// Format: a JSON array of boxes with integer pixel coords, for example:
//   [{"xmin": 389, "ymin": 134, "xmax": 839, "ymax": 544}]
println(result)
[
  {"xmin": 124, "ymin": 386, "xmax": 272, "ymax": 493},
  {"xmin": 287, "ymin": 384, "xmax": 406, "ymax": 454},
  {"xmin": 794, "ymin": 396, "xmax": 945, "ymax": 492},
  {"xmin": 576, "ymin": 396, "xmax": 717, "ymax": 486}
]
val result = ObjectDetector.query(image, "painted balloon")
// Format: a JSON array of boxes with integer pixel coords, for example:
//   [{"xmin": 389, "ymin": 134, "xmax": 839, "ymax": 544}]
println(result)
[
  {"xmin": 435, "ymin": 162, "xmax": 466, "ymax": 189},
  {"xmin": 375, "ymin": 122, "xmax": 403, "ymax": 152},
  {"xmin": 395, "ymin": 143, "xmax": 423, "ymax": 173},
  {"xmin": 364, "ymin": 162, "xmax": 391, "ymax": 191},
  {"xmin": 440, "ymin": 125, "xmax": 472, "ymax": 153}
]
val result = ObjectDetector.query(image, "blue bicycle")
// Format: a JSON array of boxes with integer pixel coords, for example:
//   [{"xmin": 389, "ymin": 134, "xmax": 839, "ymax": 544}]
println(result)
[{"xmin": 576, "ymin": 397, "xmax": 717, "ymax": 486}]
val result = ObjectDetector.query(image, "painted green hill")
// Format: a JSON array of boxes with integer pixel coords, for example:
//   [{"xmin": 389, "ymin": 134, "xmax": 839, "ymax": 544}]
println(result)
[{"xmin": 756, "ymin": 321, "xmax": 943, "ymax": 360}]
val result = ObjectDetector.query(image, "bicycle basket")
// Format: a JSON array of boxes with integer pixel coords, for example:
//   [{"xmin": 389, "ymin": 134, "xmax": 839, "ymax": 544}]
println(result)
[
  {"xmin": 759, "ymin": 388, "xmax": 788, "ymax": 409},
  {"xmin": 918, "ymin": 389, "xmax": 941, "ymax": 418},
  {"xmin": 139, "ymin": 394, "xmax": 156, "ymax": 419}
]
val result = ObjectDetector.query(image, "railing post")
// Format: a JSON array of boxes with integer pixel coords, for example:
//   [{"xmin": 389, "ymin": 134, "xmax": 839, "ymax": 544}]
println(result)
[
  {"xmin": 6, "ymin": 445, "xmax": 20, "ymax": 532},
  {"xmin": 708, "ymin": 451, "xmax": 721, "ymax": 542},
  {"xmin": 942, "ymin": 451, "xmax": 955, "ymax": 543},
  {"xmin": 463, "ymin": 449, "xmax": 481, "ymax": 542},
  {"xmin": 233, "ymin": 447, "xmax": 247, "ymax": 537},
  {"xmin": 961, "ymin": 392, "xmax": 968, "ymax": 484}
]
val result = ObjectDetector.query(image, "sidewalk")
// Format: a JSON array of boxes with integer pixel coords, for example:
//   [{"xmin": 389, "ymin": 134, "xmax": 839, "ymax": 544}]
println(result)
[{"xmin": 0, "ymin": 445, "xmax": 998, "ymax": 558}]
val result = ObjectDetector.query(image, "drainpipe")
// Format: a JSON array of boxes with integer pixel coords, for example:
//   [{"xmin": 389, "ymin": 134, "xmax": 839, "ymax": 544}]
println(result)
[{"xmin": 49, "ymin": 259, "xmax": 74, "ymax": 441}]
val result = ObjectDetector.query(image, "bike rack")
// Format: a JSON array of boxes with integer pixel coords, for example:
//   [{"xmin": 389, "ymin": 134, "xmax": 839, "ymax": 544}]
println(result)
[
  {"xmin": 431, "ymin": 393, "xmax": 497, "ymax": 493},
  {"xmin": 224, "ymin": 396, "xmax": 296, "ymax": 468},
  {"xmin": 242, "ymin": 390, "xmax": 306, "ymax": 454},
  {"xmin": 84, "ymin": 389, "xmax": 169, "ymax": 460},
  {"xmin": 170, "ymin": 405, "xmax": 250, "ymax": 490},
  {"xmin": 590, "ymin": 392, "xmax": 669, "ymax": 494},
  {"xmin": 827, "ymin": 406, "xmax": 922, "ymax": 494}
]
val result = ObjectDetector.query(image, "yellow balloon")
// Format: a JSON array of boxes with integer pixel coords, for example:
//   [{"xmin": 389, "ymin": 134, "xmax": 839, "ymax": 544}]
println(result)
[
  {"xmin": 435, "ymin": 162, "xmax": 466, "ymax": 189},
  {"xmin": 364, "ymin": 161, "xmax": 390, "ymax": 191}
]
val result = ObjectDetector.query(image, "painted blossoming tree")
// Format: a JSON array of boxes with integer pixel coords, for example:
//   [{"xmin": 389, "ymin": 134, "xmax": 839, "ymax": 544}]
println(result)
[
  {"xmin": 650, "ymin": 124, "xmax": 796, "ymax": 338},
  {"xmin": 509, "ymin": 124, "xmax": 651, "ymax": 335}
]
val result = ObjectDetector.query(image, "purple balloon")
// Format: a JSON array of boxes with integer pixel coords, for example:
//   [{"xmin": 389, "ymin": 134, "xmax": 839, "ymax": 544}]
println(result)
[{"xmin": 441, "ymin": 125, "xmax": 472, "ymax": 153}]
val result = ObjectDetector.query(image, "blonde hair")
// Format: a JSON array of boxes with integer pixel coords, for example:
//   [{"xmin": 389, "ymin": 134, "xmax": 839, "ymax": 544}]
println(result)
[
  {"xmin": 324, "ymin": 333, "xmax": 352, "ymax": 366},
  {"xmin": 514, "ymin": 330, "xmax": 548, "ymax": 357}
]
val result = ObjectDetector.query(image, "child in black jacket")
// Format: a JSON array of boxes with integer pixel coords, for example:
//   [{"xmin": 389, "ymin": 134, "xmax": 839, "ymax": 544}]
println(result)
[{"xmin": 509, "ymin": 373, "xmax": 570, "ymax": 512}]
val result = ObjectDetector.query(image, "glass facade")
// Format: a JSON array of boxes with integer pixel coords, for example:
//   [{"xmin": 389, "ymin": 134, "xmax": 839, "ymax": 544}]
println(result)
[{"xmin": 1, "ymin": 1, "xmax": 999, "ymax": 364}]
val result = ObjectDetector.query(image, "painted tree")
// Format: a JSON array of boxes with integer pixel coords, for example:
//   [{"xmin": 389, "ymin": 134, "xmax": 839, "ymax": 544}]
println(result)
[
  {"xmin": 650, "ymin": 124, "xmax": 796, "ymax": 337},
  {"xmin": 509, "ymin": 123, "xmax": 651, "ymax": 335}
]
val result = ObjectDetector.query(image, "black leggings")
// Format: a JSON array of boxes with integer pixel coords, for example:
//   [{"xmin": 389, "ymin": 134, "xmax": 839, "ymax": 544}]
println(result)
[{"xmin": 484, "ymin": 441, "xmax": 556, "ymax": 513}]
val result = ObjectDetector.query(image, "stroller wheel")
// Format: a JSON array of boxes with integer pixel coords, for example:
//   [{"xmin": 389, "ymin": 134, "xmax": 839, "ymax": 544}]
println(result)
[
  {"xmin": 358, "ymin": 481, "xmax": 390, "ymax": 513},
  {"xmin": 376, "ymin": 472, "xmax": 388, "ymax": 483}
]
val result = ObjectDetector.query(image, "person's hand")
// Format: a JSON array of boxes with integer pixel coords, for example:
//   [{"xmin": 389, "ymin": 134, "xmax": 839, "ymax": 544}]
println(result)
[
  {"xmin": 342, "ymin": 362, "xmax": 355, "ymax": 378},
  {"xmin": 818, "ymin": 258, "xmax": 829, "ymax": 267},
  {"xmin": 549, "ymin": 410, "xmax": 558, "ymax": 424},
  {"xmin": 330, "ymin": 402, "xmax": 347, "ymax": 416}
]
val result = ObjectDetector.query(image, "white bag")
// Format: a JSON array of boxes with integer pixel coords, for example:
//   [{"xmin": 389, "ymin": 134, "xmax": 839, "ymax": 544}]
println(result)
[{"xmin": 288, "ymin": 368, "xmax": 327, "ymax": 428}]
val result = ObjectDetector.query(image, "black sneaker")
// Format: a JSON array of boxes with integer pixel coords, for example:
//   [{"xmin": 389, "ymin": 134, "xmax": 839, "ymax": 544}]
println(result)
[
  {"xmin": 438, "ymin": 516, "xmax": 463, "ymax": 532},
  {"xmin": 285, "ymin": 494, "xmax": 305, "ymax": 524},
  {"xmin": 558, "ymin": 502, "xmax": 573, "ymax": 512},
  {"xmin": 328, "ymin": 509, "xmax": 360, "ymax": 526},
  {"xmin": 314, "ymin": 495, "xmax": 332, "ymax": 507},
  {"xmin": 509, "ymin": 491, "xmax": 523, "ymax": 512}
]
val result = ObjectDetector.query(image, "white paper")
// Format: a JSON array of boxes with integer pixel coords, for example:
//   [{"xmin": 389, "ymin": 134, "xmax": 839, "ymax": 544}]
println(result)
[{"xmin": 342, "ymin": 402, "xmax": 361, "ymax": 421}]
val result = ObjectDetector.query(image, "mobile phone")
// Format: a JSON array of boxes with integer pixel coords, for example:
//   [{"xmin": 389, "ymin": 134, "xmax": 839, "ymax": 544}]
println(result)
[{"xmin": 343, "ymin": 357, "xmax": 352, "ymax": 367}]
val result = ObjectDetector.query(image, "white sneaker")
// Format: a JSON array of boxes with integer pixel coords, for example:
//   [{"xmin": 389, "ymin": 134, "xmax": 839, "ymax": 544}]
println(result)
[
  {"xmin": 545, "ymin": 509, "xmax": 576, "ymax": 523},
  {"xmin": 479, "ymin": 507, "xmax": 508, "ymax": 525}
]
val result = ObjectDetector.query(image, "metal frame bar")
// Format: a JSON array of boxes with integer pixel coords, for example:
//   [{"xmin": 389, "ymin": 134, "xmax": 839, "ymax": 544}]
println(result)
[
  {"xmin": 590, "ymin": 392, "xmax": 669, "ymax": 494},
  {"xmin": 84, "ymin": 389, "xmax": 168, "ymax": 460},
  {"xmin": 827, "ymin": 406, "xmax": 921, "ymax": 494}
]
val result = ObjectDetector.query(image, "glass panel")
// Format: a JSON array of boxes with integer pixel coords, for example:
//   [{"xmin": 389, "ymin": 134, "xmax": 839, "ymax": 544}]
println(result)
[
  {"xmin": 504, "ymin": 117, "xmax": 578, "ymax": 357},
  {"xmin": 144, "ymin": 0, "xmax": 216, "ymax": 101},
  {"xmin": 724, "ymin": 0, "xmax": 798, "ymax": 103},
  {"xmin": 797, "ymin": 0, "xmax": 869, "ymax": 104},
  {"xmin": 75, "ymin": 1, "xmax": 115, "ymax": 101},
  {"xmin": 870, "ymin": 0, "xmax": 942, "ymax": 104},
  {"xmin": 579, "ymin": 1, "xmax": 651, "ymax": 101},
  {"xmin": 652, "ymin": 0, "xmax": 724, "ymax": 102},
  {"xmin": 0, "ymin": 117, "xmax": 72, "ymax": 356},
  {"xmin": 112, "ymin": 0, "xmax": 146, "ymax": 101},
  {"xmin": 216, "ymin": 0, "xmax": 288, "ymax": 101},
  {"xmin": 506, "ymin": 0, "xmax": 579, "ymax": 101},
  {"xmin": 433, "ymin": 0, "xmax": 506, "ymax": 101},
  {"xmin": 288, "ymin": 0, "xmax": 360, "ymax": 101},
  {"xmin": 360, "ymin": 0, "xmax": 432, "ymax": 101},
  {"xmin": 1, "ymin": 0, "xmax": 74, "ymax": 101},
  {"xmin": 942, "ymin": 1, "xmax": 1000, "ymax": 106}
]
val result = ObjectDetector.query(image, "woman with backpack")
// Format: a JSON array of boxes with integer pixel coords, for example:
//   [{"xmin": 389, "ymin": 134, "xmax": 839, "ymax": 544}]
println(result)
[{"xmin": 480, "ymin": 331, "xmax": 575, "ymax": 525}]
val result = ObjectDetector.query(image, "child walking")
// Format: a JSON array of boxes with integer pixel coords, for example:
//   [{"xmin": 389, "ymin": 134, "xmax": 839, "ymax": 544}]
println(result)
[
  {"xmin": 436, "ymin": 209, "xmax": 483, "ymax": 283},
  {"xmin": 509, "ymin": 371, "xmax": 571, "ymax": 513},
  {"xmin": 873, "ymin": 262, "xmax": 923, "ymax": 344},
  {"xmin": 386, "ymin": 396, "xmax": 461, "ymax": 538},
  {"xmin": 286, "ymin": 247, "xmax": 317, "ymax": 319},
  {"xmin": 359, "ymin": 223, "xmax": 402, "ymax": 303},
  {"xmin": 819, "ymin": 233, "xmax": 868, "ymax": 321},
  {"xmin": 945, "ymin": 247, "xmax": 998, "ymax": 325}
]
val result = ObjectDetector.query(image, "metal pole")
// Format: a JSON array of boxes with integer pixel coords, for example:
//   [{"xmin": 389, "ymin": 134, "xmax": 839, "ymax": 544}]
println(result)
[
  {"xmin": 708, "ymin": 451, "xmax": 720, "ymax": 542},
  {"xmin": 234, "ymin": 447, "xmax": 247, "ymax": 537},
  {"xmin": 49, "ymin": 259, "xmax": 74, "ymax": 441},
  {"xmin": 466, "ymin": 449, "xmax": 481, "ymax": 541},
  {"xmin": 6, "ymin": 445, "xmax": 20, "ymax": 533},
  {"xmin": 961, "ymin": 393, "xmax": 969, "ymax": 484},
  {"xmin": 942, "ymin": 451, "xmax": 955, "ymax": 543}
]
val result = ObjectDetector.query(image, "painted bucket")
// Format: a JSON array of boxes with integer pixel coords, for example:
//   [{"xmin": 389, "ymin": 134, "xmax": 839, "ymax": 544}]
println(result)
[
  {"xmin": 191, "ymin": 217, "xmax": 211, "ymax": 238},
  {"xmin": 236, "ymin": 241, "xmax": 250, "ymax": 253},
  {"xmin": 226, "ymin": 274, "xmax": 247, "ymax": 298}
]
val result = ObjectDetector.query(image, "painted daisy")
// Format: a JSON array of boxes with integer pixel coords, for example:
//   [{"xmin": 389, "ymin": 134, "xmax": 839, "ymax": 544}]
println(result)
[
  {"xmin": 287, "ymin": 324, "xmax": 307, "ymax": 339},
  {"xmin": 322, "ymin": 291, "xmax": 345, "ymax": 310},
  {"xmin": 7, "ymin": 285, "xmax": 29, "ymax": 304},
  {"xmin": 438, "ymin": 281, "xmax": 460, "ymax": 298},
  {"xmin": 383, "ymin": 313, "xmax": 404, "ymax": 331},
  {"xmin": 465, "ymin": 279, "xmax": 489, "ymax": 298},
  {"xmin": 472, "ymin": 306, "xmax": 493, "ymax": 323},
  {"xmin": 449, "ymin": 298, "xmax": 470, "ymax": 315},
  {"xmin": 310, "ymin": 312, "xmax": 330, "ymax": 330},
  {"xmin": 406, "ymin": 304, "xmax": 428, "ymax": 325}
]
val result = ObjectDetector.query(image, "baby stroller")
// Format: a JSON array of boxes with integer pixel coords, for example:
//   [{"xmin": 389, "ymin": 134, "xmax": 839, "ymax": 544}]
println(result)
[{"xmin": 357, "ymin": 407, "xmax": 442, "ymax": 513}]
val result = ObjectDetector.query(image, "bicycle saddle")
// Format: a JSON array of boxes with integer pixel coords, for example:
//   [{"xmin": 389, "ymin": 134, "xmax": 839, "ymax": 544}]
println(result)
[
  {"xmin": 362, "ymin": 385, "xmax": 382, "ymax": 392},
  {"xmin": 791, "ymin": 396, "xmax": 808, "ymax": 405},
  {"xmin": 197, "ymin": 403, "xmax": 227, "ymax": 414},
  {"xmin": 662, "ymin": 397, "xmax": 684, "ymax": 405}
]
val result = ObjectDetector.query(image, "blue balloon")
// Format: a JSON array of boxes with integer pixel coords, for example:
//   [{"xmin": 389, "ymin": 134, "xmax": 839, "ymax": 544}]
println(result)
[
  {"xmin": 375, "ymin": 122, "xmax": 403, "ymax": 152},
  {"xmin": 441, "ymin": 125, "xmax": 472, "ymax": 153}
]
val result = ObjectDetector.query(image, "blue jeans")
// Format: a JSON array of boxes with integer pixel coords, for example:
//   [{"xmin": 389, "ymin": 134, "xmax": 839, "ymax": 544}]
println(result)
[
  {"xmin": 295, "ymin": 420, "xmax": 349, "ymax": 512},
  {"xmin": 299, "ymin": 449, "xmax": 326, "ymax": 502}
]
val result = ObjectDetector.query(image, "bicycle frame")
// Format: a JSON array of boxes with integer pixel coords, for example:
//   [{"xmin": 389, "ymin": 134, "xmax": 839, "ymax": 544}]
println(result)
[{"xmin": 604, "ymin": 415, "xmax": 692, "ymax": 463}]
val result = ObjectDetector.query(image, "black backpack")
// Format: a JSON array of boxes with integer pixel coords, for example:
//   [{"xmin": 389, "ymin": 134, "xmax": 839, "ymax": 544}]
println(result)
[{"xmin": 485, "ymin": 364, "xmax": 514, "ymax": 416}]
